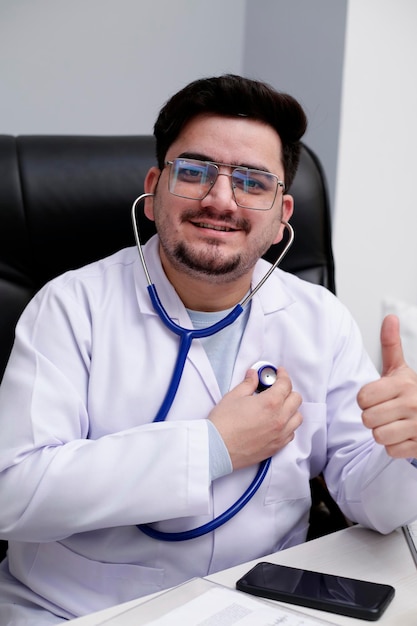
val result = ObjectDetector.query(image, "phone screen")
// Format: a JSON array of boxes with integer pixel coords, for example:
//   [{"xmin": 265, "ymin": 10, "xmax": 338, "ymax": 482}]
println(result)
[{"xmin": 236, "ymin": 562, "xmax": 395, "ymax": 621}]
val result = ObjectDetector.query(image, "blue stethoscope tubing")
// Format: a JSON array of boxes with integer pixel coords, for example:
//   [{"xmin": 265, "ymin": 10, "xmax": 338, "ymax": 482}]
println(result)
[{"xmin": 131, "ymin": 193, "xmax": 294, "ymax": 540}]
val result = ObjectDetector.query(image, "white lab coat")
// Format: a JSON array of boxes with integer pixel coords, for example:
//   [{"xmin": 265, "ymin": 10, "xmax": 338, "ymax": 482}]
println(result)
[{"xmin": 1, "ymin": 235, "xmax": 417, "ymax": 621}]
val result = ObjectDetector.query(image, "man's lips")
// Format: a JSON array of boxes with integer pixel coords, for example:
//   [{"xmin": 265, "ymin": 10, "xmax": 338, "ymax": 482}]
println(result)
[
  {"xmin": 191, "ymin": 221, "xmax": 238, "ymax": 232},
  {"xmin": 181, "ymin": 209, "xmax": 251, "ymax": 234}
]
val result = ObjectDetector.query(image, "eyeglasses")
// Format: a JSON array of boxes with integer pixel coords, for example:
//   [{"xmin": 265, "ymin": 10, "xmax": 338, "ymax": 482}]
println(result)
[{"xmin": 165, "ymin": 158, "xmax": 285, "ymax": 211}]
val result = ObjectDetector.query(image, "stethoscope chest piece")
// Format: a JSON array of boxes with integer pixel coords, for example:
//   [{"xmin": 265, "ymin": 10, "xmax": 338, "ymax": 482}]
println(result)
[{"xmin": 251, "ymin": 361, "xmax": 278, "ymax": 393}]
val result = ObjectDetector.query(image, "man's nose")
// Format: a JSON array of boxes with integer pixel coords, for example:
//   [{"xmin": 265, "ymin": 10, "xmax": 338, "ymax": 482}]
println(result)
[{"xmin": 201, "ymin": 172, "xmax": 237, "ymax": 210}]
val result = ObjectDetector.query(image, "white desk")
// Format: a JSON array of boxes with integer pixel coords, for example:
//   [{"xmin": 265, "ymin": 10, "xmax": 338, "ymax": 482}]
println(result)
[{"xmin": 68, "ymin": 526, "xmax": 417, "ymax": 625}]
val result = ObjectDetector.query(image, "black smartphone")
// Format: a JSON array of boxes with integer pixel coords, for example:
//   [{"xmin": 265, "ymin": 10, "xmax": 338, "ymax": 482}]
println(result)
[{"xmin": 236, "ymin": 562, "xmax": 395, "ymax": 621}]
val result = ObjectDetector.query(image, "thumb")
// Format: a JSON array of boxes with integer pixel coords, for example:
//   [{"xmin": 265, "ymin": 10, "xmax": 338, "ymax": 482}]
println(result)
[
  {"xmin": 380, "ymin": 314, "xmax": 406, "ymax": 376},
  {"xmin": 226, "ymin": 368, "xmax": 259, "ymax": 398},
  {"xmin": 242, "ymin": 367, "xmax": 260, "ymax": 393}
]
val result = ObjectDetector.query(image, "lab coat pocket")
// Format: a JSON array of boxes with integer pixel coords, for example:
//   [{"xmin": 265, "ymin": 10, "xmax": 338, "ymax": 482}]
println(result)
[{"xmin": 263, "ymin": 401, "xmax": 327, "ymax": 505}]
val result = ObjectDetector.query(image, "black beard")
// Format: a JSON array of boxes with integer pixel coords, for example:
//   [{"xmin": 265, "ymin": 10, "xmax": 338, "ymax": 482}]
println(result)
[
  {"xmin": 173, "ymin": 241, "xmax": 242, "ymax": 279},
  {"xmin": 165, "ymin": 208, "xmax": 253, "ymax": 280}
]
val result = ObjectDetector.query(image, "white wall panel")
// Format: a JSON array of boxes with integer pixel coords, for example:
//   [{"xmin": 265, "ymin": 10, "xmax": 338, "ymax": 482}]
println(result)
[{"xmin": 334, "ymin": 0, "xmax": 417, "ymax": 367}]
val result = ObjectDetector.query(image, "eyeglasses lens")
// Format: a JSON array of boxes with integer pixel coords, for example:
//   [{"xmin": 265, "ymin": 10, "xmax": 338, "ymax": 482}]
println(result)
[
  {"xmin": 169, "ymin": 160, "xmax": 216, "ymax": 200},
  {"xmin": 231, "ymin": 169, "xmax": 277, "ymax": 209}
]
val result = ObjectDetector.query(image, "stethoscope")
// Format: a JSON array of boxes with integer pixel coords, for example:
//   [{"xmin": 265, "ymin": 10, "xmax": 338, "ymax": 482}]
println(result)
[{"xmin": 131, "ymin": 193, "xmax": 295, "ymax": 541}]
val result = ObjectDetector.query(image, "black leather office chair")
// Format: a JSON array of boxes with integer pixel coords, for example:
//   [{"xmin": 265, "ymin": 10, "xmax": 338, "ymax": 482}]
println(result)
[
  {"xmin": 0, "ymin": 135, "xmax": 341, "ymax": 561},
  {"xmin": 0, "ymin": 135, "xmax": 335, "ymax": 379}
]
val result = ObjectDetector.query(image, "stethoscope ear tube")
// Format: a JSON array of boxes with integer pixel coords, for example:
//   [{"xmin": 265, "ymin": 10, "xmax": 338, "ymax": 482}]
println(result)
[
  {"xmin": 131, "ymin": 193, "xmax": 294, "ymax": 541},
  {"xmin": 131, "ymin": 193, "xmax": 295, "ymax": 302},
  {"xmin": 131, "ymin": 193, "xmax": 154, "ymax": 286}
]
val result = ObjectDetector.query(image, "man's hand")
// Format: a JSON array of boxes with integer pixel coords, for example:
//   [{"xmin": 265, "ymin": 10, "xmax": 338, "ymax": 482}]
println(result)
[
  {"xmin": 357, "ymin": 314, "xmax": 417, "ymax": 458},
  {"xmin": 209, "ymin": 367, "xmax": 303, "ymax": 470}
]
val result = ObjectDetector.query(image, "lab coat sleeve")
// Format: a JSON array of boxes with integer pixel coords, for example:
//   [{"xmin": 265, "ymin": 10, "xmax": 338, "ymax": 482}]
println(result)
[
  {"xmin": 0, "ymin": 281, "xmax": 211, "ymax": 542},
  {"xmin": 323, "ymin": 311, "xmax": 417, "ymax": 533}
]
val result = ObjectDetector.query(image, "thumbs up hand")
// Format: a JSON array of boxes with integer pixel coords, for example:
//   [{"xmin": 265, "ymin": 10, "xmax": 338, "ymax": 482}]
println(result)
[{"xmin": 357, "ymin": 314, "xmax": 417, "ymax": 459}]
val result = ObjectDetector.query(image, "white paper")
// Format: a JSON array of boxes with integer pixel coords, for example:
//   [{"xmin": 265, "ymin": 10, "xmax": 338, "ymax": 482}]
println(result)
[{"xmin": 145, "ymin": 587, "xmax": 332, "ymax": 626}]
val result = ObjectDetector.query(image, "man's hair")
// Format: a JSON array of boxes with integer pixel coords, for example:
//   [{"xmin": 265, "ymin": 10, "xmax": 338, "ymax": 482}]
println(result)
[{"xmin": 153, "ymin": 74, "xmax": 307, "ymax": 191}]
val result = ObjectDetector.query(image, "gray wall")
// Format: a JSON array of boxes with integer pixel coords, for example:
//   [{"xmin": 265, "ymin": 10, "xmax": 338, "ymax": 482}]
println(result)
[
  {"xmin": 0, "ymin": 0, "xmax": 245, "ymax": 136},
  {"xmin": 1, "ymin": 0, "xmax": 346, "ymax": 211},
  {"xmin": 243, "ymin": 0, "xmax": 348, "ymax": 209}
]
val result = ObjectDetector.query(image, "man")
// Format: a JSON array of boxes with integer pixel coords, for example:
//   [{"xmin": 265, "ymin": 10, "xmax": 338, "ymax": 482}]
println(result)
[{"xmin": 0, "ymin": 74, "xmax": 417, "ymax": 624}]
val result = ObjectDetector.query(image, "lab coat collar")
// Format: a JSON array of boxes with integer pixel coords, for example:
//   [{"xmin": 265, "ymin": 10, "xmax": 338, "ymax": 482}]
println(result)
[{"xmin": 250, "ymin": 255, "xmax": 296, "ymax": 315}]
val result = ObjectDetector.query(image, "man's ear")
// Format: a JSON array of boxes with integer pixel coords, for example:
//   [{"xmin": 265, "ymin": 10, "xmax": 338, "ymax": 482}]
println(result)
[
  {"xmin": 143, "ymin": 167, "xmax": 161, "ymax": 221},
  {"xmin": 272, "ymin": 194, "xmax": 294, "ymax": 245}
]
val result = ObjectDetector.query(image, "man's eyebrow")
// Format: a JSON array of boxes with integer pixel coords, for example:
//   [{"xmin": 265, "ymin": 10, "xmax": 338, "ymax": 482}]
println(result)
[{"xmin": 176, "ymin": 151, "xmax": 272, "ymax": 173}]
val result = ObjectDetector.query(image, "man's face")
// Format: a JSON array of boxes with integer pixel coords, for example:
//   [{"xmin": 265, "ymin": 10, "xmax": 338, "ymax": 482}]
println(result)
[{"xmin": 144, "ymin": 113, "xmax": 293, "ymax": 286}]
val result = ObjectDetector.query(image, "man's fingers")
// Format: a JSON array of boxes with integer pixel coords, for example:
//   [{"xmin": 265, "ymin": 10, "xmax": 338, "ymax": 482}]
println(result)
[{"xmin": 380, "ymin": 314, "xmax": 407, "ymax": 376}]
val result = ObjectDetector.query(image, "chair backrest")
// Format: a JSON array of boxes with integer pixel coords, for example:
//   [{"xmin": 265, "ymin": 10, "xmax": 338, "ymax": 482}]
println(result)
[{"xmin": 0, "ymin": 135, "xmax": 334, "ymax": 384}]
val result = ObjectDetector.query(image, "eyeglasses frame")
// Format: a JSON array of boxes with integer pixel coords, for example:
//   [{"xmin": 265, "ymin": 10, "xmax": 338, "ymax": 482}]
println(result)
[{"xmin": 164, "ymin": 158, "xmax": 285, "ymax": 211}]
